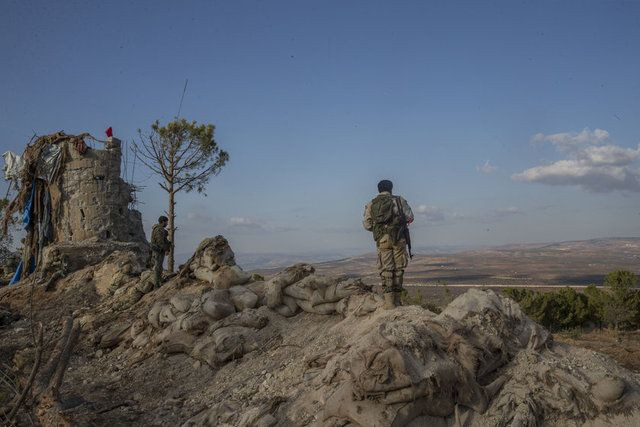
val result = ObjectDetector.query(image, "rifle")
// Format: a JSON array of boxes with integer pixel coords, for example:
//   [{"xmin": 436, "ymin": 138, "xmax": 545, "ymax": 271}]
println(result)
[{"xmin": 394, "ymin": 197, "xmax": 413, "ymax": 259}]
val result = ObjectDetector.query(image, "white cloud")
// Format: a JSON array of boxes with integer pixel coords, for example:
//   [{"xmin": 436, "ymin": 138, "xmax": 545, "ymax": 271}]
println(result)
[
  {"xmin": 531, "ymin": 128, "xmax": 610, "ymax": 151},
  {"xmin": 228, "ymin": 217, "xmax": 298, "ymax": 233},
  {"xmin": 186, "ymin": 212, "xmax": 213, "ymax": 222},
  {"xmin": 229, "ymin": 217, "xmax": 264, "ymax": 229},
  {"xmin": 486, "ymin": 207, "xmax": 524, "ymax": 219},
  {"xmin": 495, "ymin": 206, "xmax": 523, "ymax": 215},
  {"xmin": 578, "ymin": 144, "xmax": 640, "ymax": 166},
  {"xmin": 515, "ymin": 129, "xmax": 640, "ymax": 193},
  {"xmin": 412, "ymin": 204, "xmax": 526, "ymax": 227},
  {"xmin": 414, "ymin": 205, "xmax": 523, "ymax": 224},
  {"xmin": 476, "ymin": 160, "xmax": 497, "ymax": 174},
  {"xmin": 415, "ymin": 205, "xmax": 446, "ymax": 222}
]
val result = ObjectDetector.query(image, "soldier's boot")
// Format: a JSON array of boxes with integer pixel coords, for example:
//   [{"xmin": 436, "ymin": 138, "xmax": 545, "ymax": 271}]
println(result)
[
  {"xmin": 381, "ymin": 272, "xmax": 395, "ymax": 309},
  {"xmin": 393, "ymin": 272, "xmax": 404, "ymax": 306},
  {"xmin": 383, "ymin": 292, "xmax": 396, "ymax": 310}
]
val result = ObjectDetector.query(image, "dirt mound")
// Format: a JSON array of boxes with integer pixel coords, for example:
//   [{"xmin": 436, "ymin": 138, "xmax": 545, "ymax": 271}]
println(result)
[{"xmin": 1, "ymin": 237, "xmax": 640, "ymax": 426}]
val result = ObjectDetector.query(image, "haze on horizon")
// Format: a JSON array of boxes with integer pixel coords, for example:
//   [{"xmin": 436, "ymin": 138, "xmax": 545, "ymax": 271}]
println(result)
[{"xmin": 1, "ymin": 0, "xmax": 639, "ymax": 259}]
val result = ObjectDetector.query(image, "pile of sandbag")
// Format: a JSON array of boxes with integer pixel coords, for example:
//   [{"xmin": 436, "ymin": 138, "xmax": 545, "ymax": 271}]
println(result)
[
  {"xmin": 96, "ymin": 237, "xmax": 380, "ymax": 376},
  {"xmin": 183, "ymin": 235, "xmax": 251, "ymax": 288},
  {"xmin": 277, "ymin": 289, "xmax": 640, "ymax": 427},
  {"xmin": 128, "ymin": 289, "xmax": 271, "ymax": 367},
  {"xmin": 264, "ymin": 264, "xmax": 368, "ymax": 316},
  {"xmin": 120, "ymin": 272, "xmax": 370, "ymax": 369},
  {"xmin": 92, "ymin": 250, "xmax": 145, "ymax": 297}
]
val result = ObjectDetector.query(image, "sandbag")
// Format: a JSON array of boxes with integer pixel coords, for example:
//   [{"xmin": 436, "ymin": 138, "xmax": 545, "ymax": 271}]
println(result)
[
  {"xmin": 191, "ymin": 326, "xmax": 256, "ymax": 366},
  {"xmin": 274, "ymin": 304, "xmax": 298, "ymax": 317},
  {"xmin": 336, "ymin": 293, "xmax": 383, "ymax": 317},
  {"xmin": 229, "ymin": 285, "xmax": 259, "ymax": 311},
  {"xmin": 245, "ymin": 281, "xmax": 266, "ymax": 299},
  {"xmin": 177, "ymin": 312, "xmax": 210, "ymax": 335},
  {"xmin": 297, "ymin": 300, "xmax": 337, "ymax": 315},
  {"xmin": 147, "ymin": 301, "xmax": 164, "ymax": 329},
  {"xmin": 211, "ymin": 265, "xmax": 250, "ymax": 289},
  {"xmin": 99, "ymin": 323, "xmax": 130, "ymax": 349},
  {"xmin": 130, "ymin": 320, "xmax": 145, "ymax": 339},
  {"xmin": 202, "ymin": 289, "xmax": 232, "ymax": 304},
  {"xmin": 282, "ymin": 281, "xmax": 314, "ymax": 301},
  {"xmin": 210, "ymin": 309, "xmax": 269, "ymax": 332},
  {"xmin": 159, "ymin": 304, "xmax": 177, "ymax": 325},
  {"xmin": 136, "ymin": 272, "xmax": 155, "ymax": 294},
  {"xmin": 202, "ymin": 299, "xmax": 235, "ymax": 320},
  {"xmin": 193, "ymin": 266, "xmax": 216, "ymax": 283},
  {"xmin": 170, "ymin": 294, "xmax": 195, "ymax": 313},
  {"xmin": 269, "ymin": 263, "xmax": 315, "ymax": 289},
  {"xmin": 265, "ymin": 280, "xmax": 283, "ymax": 309},
  {"xmin": 191, "ymin": 337, "xmax": 218, "ymax": 367},
  {"xmin": 160, "ymin": 330, "xmax": 197, "ymax": 354},
  {"xmin": 211, "ymin": 326, "xmax": 256, "ymax": 362},
  {"xmin": 282, "ymin": 295, "xmax": 299, "ymax": 313},
  {"xmin": 335, "ymin": 279, "xmax": 364, "ymax": 299}
]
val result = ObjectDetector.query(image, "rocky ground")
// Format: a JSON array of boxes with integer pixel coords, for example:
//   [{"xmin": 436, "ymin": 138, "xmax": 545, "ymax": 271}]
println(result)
[{"xmin": 1, "ymin": 237, "xmax": 640, "ymax": 426}]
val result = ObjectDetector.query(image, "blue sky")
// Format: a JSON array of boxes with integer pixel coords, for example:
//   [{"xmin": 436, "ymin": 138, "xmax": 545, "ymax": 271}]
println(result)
[{"xmin": 2, "ymin": 0, "xmax": 640, "ymax": 258}]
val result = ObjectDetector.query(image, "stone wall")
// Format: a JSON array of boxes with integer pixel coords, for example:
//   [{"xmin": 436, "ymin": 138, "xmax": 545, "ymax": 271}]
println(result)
[{"xmin": 55, "ymin": 138, "xmax": 146, "ymax": 244}]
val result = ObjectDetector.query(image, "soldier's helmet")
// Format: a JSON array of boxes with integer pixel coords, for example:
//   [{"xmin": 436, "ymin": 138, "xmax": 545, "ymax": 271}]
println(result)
[{"xmin": 158, "ymin": 215, "xmax": 168, "ymax": 224}]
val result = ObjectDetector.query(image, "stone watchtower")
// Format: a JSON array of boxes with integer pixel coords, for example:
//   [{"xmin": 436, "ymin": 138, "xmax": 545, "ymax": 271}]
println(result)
[
  {"xmin": 41, "ymin": 137, "xmax": 149, "ymax": 273},
  {"xmin": 56, "ymin": 138, "xmax": 146, "ymax": 243}
]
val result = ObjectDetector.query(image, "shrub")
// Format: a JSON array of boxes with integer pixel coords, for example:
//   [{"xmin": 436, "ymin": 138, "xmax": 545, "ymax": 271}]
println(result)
[
  {"xmin": 504, "ymin": 270, "xmax": 640, "ymax": 331},
  {"xmin": 602, "ymin": 270, "xmax": 639, "ymax": 330},
  {"xmin": 504, "ymin": 287, "xmax": 591, "ymax": 330}
]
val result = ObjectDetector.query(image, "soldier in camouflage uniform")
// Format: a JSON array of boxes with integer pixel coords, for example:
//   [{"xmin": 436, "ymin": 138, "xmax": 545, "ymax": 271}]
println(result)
[
  {"xmin": 151, "ymin": 216, "xmax": 170, "ymax": 289},
  {"xmin": 363, "ymin": 180, "xmax": 414, "ymax": 309}
]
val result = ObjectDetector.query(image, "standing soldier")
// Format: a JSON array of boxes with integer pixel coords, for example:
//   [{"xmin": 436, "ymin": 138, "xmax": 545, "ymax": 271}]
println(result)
[
  {"xmin": 151, "ymin": 216, "xmax": 170, "ymax": 289},
  {"xmin": 363, "ymin": 180, "xmax": 414, "ymax": 309}
]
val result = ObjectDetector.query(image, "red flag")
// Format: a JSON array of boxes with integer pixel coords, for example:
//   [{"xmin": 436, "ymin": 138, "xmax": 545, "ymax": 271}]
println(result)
[{"xmin": 105, "ymin": 127, "xmax": 113, "ymax": 138}]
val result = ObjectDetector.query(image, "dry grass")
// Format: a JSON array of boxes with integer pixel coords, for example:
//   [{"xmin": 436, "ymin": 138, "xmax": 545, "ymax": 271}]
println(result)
[{"xmin": 555, "ymin": 329, "xmax": 640, "ymax": 372}]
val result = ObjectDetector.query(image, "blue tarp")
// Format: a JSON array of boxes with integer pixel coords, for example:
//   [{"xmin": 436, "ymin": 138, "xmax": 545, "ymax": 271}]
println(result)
[
  {"xmin": 8, "ymin": 257, "xmax": 34, "ymax": 285},
  {"xmin": 9, "ymin": 261, "xmax": 23, "ymax": 285},
  {"xmin": 22, "ymin": 179, "xmax": 36, "ymax": 230}
]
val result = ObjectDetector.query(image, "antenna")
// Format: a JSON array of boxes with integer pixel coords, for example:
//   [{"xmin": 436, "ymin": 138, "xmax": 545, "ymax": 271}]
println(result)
[{"xmin": 176, "ymin": 78, "xmax": 189, "ymax": 118}]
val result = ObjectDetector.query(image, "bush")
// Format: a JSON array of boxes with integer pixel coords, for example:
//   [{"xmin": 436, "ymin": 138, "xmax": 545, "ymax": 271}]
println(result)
[
  {"xmin": 504, "ymin": 270, "xmax": 640, "ymax": 331},
  {"xmin": 602, "ymin": 271, "xmax": 639, "ymax": 330},
  {"xmin": 504, "ymin": 287, "xmax": 590, "ymax": 330}
]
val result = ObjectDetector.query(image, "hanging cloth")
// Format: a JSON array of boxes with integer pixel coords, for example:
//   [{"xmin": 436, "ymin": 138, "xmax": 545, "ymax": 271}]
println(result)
[{"xmin": 22, "ymin": 179, "xmax": 36, "ymax": 230}]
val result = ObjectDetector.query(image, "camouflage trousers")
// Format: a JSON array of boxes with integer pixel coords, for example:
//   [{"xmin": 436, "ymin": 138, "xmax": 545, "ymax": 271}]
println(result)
[
  {"xmin": 376, "ymin": 234, "xmax": 408, "ymax": 293},
  {"xmin": 152, "ymin": 250, "xmax": 165, "ymax": 288}
]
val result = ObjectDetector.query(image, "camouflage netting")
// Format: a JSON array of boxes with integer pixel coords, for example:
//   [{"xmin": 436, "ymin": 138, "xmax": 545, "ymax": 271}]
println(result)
[{"xmin": 2, "ymin": 235, "xmax": 640, "ymax": 426}]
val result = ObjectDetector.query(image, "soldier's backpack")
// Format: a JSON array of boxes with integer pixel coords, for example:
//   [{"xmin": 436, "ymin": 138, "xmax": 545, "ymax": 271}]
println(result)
[
  {"xmin": 370, "ymin": 194, "xmax": 403, "ymax": 243},
  {"xmin": 150, "ymin": 224, "xmax": 166, "ymax": 252}
]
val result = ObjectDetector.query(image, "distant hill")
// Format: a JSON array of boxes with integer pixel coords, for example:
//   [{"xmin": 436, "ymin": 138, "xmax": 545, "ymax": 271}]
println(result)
[{"xmin": 259, "ymin": 237, "xmax": 640, "ymax": 287}]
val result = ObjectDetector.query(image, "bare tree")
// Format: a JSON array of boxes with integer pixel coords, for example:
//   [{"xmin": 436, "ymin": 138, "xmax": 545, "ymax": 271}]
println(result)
[{"xmin": 134, "ymin": 118, "xmax": 229, "ymax": 272}]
